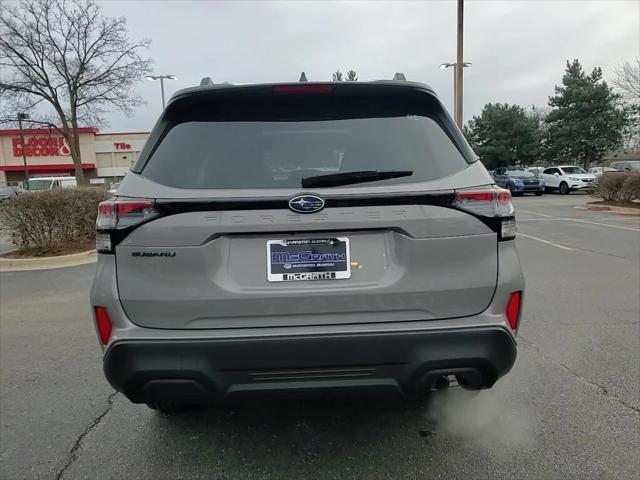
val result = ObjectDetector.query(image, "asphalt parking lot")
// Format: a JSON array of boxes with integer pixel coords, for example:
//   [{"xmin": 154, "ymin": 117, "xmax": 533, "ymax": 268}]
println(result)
[{"xmin": 1, "ymin": 194, "xmax": 639, "ymax": 480}]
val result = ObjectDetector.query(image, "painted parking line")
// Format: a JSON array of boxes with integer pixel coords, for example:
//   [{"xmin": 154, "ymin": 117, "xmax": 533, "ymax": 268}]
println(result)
[
  {"xmin": 518, "ymin": 217, "xmax": 640, "ymax": 222},
  {"xmin": 517, "ymin": 232, "xmax": 574, "ymax": 250},
  {"xmin": 561, "ymin": 218, "xmax": 640, "ymax": 232},
  {"xmin": 517, "ymin": 210, "xmax": 640, "ymax": 232}
]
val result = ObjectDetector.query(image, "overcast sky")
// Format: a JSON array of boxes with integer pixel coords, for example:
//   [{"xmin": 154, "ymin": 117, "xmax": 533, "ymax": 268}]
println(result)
[{"xmin": 97, "ymin": 0, "xmax": 639, "ymax": 132}]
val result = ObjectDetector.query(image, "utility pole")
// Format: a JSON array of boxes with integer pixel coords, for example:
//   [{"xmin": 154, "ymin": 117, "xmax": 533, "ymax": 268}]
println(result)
[
  {"xmin": 455, "ymin": 0, "xmax": 464, "ymax": 128},
  {"xmin": 17, "ymin": 112, "xmax": 29, "ymax": 189}
]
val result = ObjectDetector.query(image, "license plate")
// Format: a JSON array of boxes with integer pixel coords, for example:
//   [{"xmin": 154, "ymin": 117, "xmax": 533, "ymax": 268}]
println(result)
[{"xmin": 267, "ymin": 238, "xmax": 351, "ymax": 282}]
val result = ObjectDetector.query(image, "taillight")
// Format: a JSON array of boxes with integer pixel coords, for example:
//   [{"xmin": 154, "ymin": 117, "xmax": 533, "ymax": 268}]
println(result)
[
  {"xmin": 450, "ymin": 186, "xmax": 516, "ymax": 240},
  {"xmin": 95, "ymin": 199, "xmax": 159, "ymax": 253},
  {"xmin": 94, "ymin": 307, "xmax": 113, "ymax": 345},
  {"xmin": 505, "ymin": 291, "xmax": 522, "ymax": 330}
]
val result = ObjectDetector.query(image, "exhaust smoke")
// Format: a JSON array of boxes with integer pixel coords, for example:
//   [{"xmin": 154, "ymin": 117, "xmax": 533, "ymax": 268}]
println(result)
[{"xmin": 426, "ymin": 388, "xmax": 537, "ymax": 456}]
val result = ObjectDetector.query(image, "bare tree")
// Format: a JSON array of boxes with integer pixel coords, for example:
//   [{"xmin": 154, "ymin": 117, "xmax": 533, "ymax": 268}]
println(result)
[
  {"xmin": 331, "ymin": 70, "xmax": 343, "ymax": 82},
  {"xmin": 345, "ymin": 69, "xmax": 358, "ymax": 81},
  {"xmin": 614, "ymin": 58, "xmax": 640, "ymax": 152},
  {"xmin": 614, "ymin": 57, "xmax": 640, "ymax": 102},
  {"xmin": 0, "ymin": 0, "xmax": 152, "ymax": 185}
]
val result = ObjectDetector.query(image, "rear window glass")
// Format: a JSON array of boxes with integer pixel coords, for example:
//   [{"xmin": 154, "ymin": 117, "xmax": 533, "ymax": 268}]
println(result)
[
  {"xmin": 27, "ymin": 179, "xmax": 52, "ymax": 190},
  {"xmin": 626, "ymin": 161, "xmax": 640, "ymax": 171},
  {"xmin": 507, "ymin": 170, "xmax": 534, "ymax": 178},
  {"xmin": 141, "ymin": 91, "xmax": 471, "ymax": 189},
  {"xmin": 561, "ymin": 166, "xmax": 587, "ymax": 174}
]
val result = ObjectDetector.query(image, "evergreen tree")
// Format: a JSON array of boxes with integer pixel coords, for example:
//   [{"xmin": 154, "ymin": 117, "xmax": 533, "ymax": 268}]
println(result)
[
  {"xmin": 545, "ymin": 59, "xmax": 627, "ymax": 168},
  {"xmin": 464, "ymin": 103, "xmax": 542, "ymax": 169}
]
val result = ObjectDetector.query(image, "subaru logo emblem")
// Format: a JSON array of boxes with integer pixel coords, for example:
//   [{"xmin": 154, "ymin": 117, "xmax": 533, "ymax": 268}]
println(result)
[{"xmin": 288, "ymin": 194, "xmax": 325, "ymax": 214}]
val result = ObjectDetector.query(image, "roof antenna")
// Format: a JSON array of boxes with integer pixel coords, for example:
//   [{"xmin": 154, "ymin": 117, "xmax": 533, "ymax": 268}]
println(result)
[
  {"xmin": 393, "ymin": 72, "xmax": 406, "ymax": 81},
  {"xmin": 299, "ymin": 72, "xmax": 308, "ymax": 82},
  {"xmin": 200, "ymin": 77, "xmax": 214, "ymax": 86}
]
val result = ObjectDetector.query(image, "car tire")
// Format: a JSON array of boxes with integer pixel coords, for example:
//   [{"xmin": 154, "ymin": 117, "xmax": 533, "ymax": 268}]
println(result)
[{"xmin": 559, "ymin": 182, "xmax": 570, "ymax": 195}]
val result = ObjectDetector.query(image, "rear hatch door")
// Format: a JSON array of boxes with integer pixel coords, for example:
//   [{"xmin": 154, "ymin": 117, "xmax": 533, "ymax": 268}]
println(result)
[{"xmin": 114, "ymin": 83, "xmax": 498, "ymax": 329}]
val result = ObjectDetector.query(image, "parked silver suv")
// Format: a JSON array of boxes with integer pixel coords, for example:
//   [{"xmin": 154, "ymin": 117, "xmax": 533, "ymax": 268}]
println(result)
[{"xmin": 90, "ymin": 80, "xmax": 524, "ymax": 412}]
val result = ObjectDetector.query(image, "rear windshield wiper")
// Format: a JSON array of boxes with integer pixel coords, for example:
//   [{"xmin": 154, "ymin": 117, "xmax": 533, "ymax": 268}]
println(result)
[{"xmin": 301, "ymin": 170, "xmax": 413, "ymax": 188}]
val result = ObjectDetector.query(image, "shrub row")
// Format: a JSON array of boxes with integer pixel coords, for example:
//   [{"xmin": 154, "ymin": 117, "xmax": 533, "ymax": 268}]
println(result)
[
  {"xmin": 0, "ymin": 188, "xmax": 108, "ymax": 251},
  {"xmin": 593, "ymin": 172, "xmax": 640, "ymax": 203}
]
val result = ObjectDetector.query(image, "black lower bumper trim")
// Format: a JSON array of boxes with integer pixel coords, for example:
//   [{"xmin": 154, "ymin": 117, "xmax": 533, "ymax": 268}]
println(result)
[{"xmin": 103, "ymin": 327, "xmax": 517, "ymax": 404}]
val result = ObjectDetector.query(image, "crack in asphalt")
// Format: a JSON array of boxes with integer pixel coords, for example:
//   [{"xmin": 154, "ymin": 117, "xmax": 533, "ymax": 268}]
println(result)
[
  {"xmin": 564, "ymin": 245, "xmax": 630, "ymax": 260},
  {"xmin": 55, "ymin": 391, "xmax": 118, "ymax": 480},
  {"xmin": 518, "ymin": 336, "xmax": 640, "ymax": 415}
]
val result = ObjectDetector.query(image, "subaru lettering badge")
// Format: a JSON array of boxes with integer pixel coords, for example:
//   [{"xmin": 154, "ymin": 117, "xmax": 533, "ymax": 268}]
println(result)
[{"xmin": 288, "ymin": 194, "xmax": 325, "ymax": 214}]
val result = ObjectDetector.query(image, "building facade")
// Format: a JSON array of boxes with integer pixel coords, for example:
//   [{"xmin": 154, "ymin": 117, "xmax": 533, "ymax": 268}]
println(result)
[{"xmin": 0, "ymin": 128, "xmax": 150, "ymax": 186}]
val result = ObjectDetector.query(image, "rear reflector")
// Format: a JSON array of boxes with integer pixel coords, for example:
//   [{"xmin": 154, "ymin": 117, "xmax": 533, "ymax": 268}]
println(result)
[
  {"xmin": 505, "ymin": 292, "xmax": 522, "ymax": 330},
  {"xmin": 272, "ymin": 84, "xmax": 334, "ymax": 95},
  {"xmin": 94, "ymin": 307, "xmax": 113, "ymax": 345}
]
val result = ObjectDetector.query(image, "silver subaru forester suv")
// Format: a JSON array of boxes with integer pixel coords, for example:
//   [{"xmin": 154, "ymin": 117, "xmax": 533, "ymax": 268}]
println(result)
[{"xmin": 90, "ymin": 80, "xmax": 524, "ymax": 413}]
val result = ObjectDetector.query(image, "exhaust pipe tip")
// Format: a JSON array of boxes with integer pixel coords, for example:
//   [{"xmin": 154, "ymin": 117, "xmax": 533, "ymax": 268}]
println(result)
[
  {"xmin": 415, "ymin": 369, "xmax": 476, "ymax": 394},
  {"xmin": 434, "ymin": 376, "xmax": 450, "ymax": 390}
]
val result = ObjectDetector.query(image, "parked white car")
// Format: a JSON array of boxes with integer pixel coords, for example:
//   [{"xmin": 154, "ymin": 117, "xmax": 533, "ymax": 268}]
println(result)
[
  {"xmin": 588, "ymin": 166, "xmax": 617, "ymax": 177},
  {"xmin": 27, "ymin": 176, "xmax": 77, "ymax": 191},
  {"xmin": 526, "ymin": 167, "xmax": 545, "ymax": 177},
  {"xmin": 609, "ymin": 160, "xmax": 640, "ymax": 172},
  {"xmin": 539, "ymin": 166, "xmax": 595, "ymax": 194}
]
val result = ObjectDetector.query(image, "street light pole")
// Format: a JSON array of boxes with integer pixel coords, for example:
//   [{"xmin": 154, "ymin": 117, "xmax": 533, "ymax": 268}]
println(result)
[
  {"xmin": 17, "ymin": 113, "xmax": 29, "ymax": 189},
  {"xmin": 452, "ymin": 64, "xmax": 457, "ymax": 119},
  {"xmin": 160, "ymin": 77, "xmax": 166, "ymax": 109},
  {"xmin": 439, "ymin": 62, "xmax": 471, "ymax": 128},
  {"xmin": 146, "ymin": 74, "xmax": 177, "ymax": 110},
  {"xmin": 456, "ymin": 0, "xmax": 464, "ymax": 128}
]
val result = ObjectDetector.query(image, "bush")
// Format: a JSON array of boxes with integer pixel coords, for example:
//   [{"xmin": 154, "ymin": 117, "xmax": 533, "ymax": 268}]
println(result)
[
  {"xmin": 0, "ymin": 188, "xmax": 108, "ymax": 251},
  {"xmin": 593, "ymin": 173, "xmax": 628, "ymax": 201},
  {"xmin": 620, "ymin": 172, "xmax": 640, "ymax": 202}
]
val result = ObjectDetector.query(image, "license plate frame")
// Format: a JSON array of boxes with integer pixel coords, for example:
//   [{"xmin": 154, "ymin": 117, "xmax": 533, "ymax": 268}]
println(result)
[{"xmin": 266, "ymin": 237, "xmax": 351, "ymax": 282}]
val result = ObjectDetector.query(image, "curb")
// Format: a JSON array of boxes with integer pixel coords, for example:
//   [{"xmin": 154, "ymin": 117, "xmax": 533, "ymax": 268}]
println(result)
[
  {"xmin": 575, "ymin": 204, "xmax": 640, "ymax": 216},
  {"xmin": 0, "ymin": 249, "xmax": 97, "ymax": 272}
]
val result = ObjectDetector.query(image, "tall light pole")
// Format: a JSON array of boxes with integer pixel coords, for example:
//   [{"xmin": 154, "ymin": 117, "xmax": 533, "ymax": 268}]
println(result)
[
  {"xmin": 456, "ymin": 0, "xmax": 464, "ymax": 128},
  {"xmin": 146, "ymin": 74, "xmax": 176, "ymax": 109},
  {"xmin": 17, "ymin": 112, "xmax": 29, "ymax": 189},
  {"xmin": 439, "ymin": 62, "xmax": 471, "ymax": 128}
]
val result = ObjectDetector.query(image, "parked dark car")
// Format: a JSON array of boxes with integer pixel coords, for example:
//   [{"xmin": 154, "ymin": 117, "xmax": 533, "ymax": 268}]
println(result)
[{"xmin": 493, "ymin": 168, "xmax": 544, "ymax": 196}]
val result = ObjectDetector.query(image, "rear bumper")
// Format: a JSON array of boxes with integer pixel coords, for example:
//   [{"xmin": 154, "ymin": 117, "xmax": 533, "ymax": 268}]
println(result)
[
  {"xmin": 103, "ymin": 327, "xmax": 517, "ymax": 404},
  {"xmin": 513, "ymin": 184, "xmax": 544, "ymax": 193}
]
